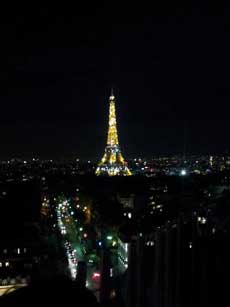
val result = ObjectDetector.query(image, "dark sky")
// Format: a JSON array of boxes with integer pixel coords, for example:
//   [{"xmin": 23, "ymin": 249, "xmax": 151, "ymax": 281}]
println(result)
[{"xmin": 0, "ymin": 2, "xmax": 230, "ymax": 160}]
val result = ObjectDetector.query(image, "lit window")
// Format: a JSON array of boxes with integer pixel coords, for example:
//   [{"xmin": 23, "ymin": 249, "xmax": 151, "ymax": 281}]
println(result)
[
  {"xmin": 0, "ymin": 262, "xmax": 2, "ymax": 267},
  {"xmin": 17, "ymin": 248, "xmax": 20, "ymax": 255},
  {"xmin": 5, "ymin": 262, "xmax": 9, "ymax": 267}
]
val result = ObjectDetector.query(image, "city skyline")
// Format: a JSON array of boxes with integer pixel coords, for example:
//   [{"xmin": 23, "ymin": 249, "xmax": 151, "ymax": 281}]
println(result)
[{"xmin": 1, "ymin": 3, "xmax": 230, "ymax": 306}]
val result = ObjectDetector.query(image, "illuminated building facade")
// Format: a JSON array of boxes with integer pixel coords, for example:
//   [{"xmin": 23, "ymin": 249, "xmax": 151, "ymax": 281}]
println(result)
[{"xmin": 96, "ymin": 91, "xmax": 132, "ymax": 176}]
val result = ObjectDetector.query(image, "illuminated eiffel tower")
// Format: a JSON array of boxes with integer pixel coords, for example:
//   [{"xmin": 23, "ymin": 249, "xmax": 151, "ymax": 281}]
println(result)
[{"xmin": 95, "ymin": 90, "xmax": 132, "ymax": 176}]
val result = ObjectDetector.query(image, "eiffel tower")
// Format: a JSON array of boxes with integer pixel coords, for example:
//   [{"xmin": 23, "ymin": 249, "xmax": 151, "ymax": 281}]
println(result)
[{"xmin": 95, "ymin": 90, "xmax": 132, "ymax": 176}]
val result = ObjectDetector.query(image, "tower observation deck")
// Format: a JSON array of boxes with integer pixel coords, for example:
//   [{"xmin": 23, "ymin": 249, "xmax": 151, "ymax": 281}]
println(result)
[{"xmin": 95, "ymin": 91, "xmax": 132, "ymax": 176}]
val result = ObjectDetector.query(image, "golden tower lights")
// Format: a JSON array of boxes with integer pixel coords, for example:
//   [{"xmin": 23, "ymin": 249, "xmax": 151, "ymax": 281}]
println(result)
[{"xmin": 95, "ymin": 90, "xmax": 132, "ymax": 176}]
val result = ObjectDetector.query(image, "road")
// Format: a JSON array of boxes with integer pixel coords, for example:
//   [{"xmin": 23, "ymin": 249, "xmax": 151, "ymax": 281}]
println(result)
[{"xmin": 56, "ymin": 199, "xmax": 100, "ymax": 293}]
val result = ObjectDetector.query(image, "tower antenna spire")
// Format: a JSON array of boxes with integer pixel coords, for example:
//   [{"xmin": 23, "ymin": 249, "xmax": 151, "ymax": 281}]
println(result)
[{"xmin": 110, "ymin": 87, "xmax": 115, "ymax": 100}]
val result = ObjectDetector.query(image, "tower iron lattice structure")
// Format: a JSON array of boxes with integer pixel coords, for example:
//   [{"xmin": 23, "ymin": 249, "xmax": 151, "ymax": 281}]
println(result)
[{"xmin": 95, "ymin": 90, "xmax": 132, "ymax": 176}]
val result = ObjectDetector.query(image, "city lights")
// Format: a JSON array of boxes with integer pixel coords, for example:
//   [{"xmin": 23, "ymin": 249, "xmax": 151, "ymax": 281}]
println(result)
[
  {"xmin": 92, "ymin": 272, "xmax": 100, "ymax": 279},
  {"xmin": 1, "ymin": 7, "xmax": 230, "ymax": 306},
  {"xmin": 180, "ymin": 169, "xmax": 187, "ymax": 176}
]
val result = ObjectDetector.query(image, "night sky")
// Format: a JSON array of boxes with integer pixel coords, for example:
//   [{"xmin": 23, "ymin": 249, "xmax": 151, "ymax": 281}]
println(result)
[{"xmin": 0, "ymin": 3, "xmax": 230, "ymax": 160}]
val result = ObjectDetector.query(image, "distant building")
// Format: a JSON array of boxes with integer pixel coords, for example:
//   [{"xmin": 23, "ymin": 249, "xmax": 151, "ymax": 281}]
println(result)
[
  {"xmin": 117, "ymin": 194, "xmax": 134, "ymax": 209},
  {"xmin": 0, "ymin": 180, "xmax": 67, "ymax": 293}
]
